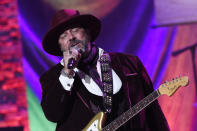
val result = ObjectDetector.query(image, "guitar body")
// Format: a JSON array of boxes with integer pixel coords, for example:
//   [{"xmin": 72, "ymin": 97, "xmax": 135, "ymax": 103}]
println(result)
[{"xmin": 82, "ymin": 112, "xmax": 106, "ymax": 131}]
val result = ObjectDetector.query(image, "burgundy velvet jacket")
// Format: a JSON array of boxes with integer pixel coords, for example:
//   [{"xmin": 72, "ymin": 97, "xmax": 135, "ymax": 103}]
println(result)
[{"xmin": 40, "ymin": 53, "xmax": 169, "ymax": 131}]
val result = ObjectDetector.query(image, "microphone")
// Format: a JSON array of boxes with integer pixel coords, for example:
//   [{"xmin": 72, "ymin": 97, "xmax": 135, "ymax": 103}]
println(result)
[
  {"xmin": 67, "ymin": 58, "xmax": 76, "ymax": 69},
  {"xmin": 67, "ymin": 47, "xmax": 84, "ymax": 69}
]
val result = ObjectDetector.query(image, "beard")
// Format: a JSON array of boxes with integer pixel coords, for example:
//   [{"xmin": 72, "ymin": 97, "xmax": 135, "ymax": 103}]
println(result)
[{"xmin": 68, "ymin": 37, "xmax": 91, "ymax": 58}]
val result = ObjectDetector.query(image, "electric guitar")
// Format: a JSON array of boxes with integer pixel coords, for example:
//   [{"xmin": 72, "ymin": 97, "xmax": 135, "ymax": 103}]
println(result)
[{"xmin": 82, "ymin": 76, "xmax": 189, "ymax": 131}]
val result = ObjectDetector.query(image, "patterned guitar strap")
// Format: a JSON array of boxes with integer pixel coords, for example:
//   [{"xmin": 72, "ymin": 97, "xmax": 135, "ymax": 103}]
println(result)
[{"xmin": 100, "ymin": 52, "xmax": 113, "ymax": 113}]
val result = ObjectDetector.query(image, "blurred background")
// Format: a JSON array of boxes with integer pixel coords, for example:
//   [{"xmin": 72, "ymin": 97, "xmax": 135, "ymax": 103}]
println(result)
[{"xmin": 0, "ymin": 0, "xmax": 196, "ymax": 130}]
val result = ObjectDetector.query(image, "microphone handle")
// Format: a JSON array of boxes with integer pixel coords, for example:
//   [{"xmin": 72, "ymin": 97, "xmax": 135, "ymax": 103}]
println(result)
[{"xmin": 67, "ymin": 58, "xmax": 77, "ymax": 69}]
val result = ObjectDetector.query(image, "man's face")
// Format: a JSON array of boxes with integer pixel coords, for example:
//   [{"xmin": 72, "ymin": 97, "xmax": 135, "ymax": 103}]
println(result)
[{"xmin": 58, "ymin": 27, "xmax": 91, "ymax": 57}]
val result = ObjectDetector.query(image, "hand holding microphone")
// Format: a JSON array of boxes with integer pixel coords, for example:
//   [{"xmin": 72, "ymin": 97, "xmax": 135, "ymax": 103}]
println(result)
[
  {"xmin": 62, "ymin": 40, "xmax": 84, "ymax": 77},
  {"xmin": 67, "ymin": 47, "xmax": 83, "ymax": 69}
]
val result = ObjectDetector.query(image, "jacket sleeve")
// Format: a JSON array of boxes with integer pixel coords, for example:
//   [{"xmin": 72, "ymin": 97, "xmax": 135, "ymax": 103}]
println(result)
[
  {"xmin": 136, "ymin": 56, "xmax": 170, "ymax": 131},
  {"xmin": 40, "ymin": 64, "xmax": 76, "ymax": 122}
]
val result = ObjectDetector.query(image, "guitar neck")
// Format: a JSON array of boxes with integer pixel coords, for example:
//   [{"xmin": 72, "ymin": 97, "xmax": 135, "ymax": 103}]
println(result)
[{"xmin": 102, "ymin": 90, "xmax": 161, "ymax": 131}]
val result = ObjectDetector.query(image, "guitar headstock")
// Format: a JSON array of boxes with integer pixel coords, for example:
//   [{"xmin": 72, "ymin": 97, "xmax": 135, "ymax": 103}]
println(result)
[{"xmin": 158, "ymin": 76, "xmax": 189, "ymax": 96}]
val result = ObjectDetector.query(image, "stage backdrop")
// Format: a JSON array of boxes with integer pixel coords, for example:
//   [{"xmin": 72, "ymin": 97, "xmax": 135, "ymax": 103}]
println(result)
[
  {"xmin": 0, "ymin": 0, "xmax": 28, "ymax": 130},
  {"xmin": 154, "ymin": 0, "xmax": 197, "ymax": 26},
  {"xmin": 16, "ymin": 0, "xmax": 197, "ymax": 130}
]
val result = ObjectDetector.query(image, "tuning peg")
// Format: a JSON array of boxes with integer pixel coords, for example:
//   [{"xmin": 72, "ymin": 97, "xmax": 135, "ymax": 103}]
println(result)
[
  {"xmin": 176, "ymin": 77, "xmax": 179, "ymax": 81},
  {"xmin": 180, "ymin": 74, "xmax": 186, "ymax": 80}
]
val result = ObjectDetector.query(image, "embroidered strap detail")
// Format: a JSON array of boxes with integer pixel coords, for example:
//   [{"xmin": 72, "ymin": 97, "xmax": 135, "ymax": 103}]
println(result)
[{"xmin": 100, "ymin": 53, "xmax": 113, "ymax": 113}]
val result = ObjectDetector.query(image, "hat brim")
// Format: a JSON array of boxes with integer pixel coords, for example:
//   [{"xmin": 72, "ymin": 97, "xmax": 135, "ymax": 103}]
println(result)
[{"xmin": 42, "ymin": 14, "xmax": 101, "ymax": 56}]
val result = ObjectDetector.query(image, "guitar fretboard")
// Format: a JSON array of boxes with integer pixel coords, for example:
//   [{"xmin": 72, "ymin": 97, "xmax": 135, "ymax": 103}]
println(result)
[{"xmin": 102, "ymin": 90, "xmax": 160, "ymax": 131}]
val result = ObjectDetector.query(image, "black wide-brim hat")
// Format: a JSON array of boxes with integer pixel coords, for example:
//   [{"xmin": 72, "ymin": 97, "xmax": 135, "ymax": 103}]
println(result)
[{"xmin": 42, "ymin": 9, "xmax": 101, "ymax": 56}]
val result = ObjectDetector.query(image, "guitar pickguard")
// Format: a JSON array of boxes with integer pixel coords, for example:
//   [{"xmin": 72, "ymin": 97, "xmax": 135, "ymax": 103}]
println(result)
[
  {"xmin": 82, "ymin": 112, "xmax": 106, "ymax": 131},
  {"xmin": 86, "ymin": 120, "xmax": 99, "ymax": 131}
]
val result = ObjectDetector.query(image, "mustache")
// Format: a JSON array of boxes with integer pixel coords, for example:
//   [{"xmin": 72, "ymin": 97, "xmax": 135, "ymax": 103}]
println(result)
[
  {"xmin": 68, "ymin": 38, "xmax": 86, "ymax": 54},
  {"xmin": 69, "ymin": 39, "xmax": 85, "ymax": 47}
]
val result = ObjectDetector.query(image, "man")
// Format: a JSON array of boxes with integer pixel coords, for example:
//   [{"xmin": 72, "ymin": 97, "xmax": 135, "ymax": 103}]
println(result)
[{"xmin": 40, "ymin": 9, "xmax": 169, "ymax": 131}]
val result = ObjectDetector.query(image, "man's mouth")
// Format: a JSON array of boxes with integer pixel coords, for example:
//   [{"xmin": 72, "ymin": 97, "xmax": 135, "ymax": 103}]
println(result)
[
  {"xmin": 70, "ymin": 42, "xmax": 80, "ymax": 47},
  {"xmin": 70, "ymin": 39, "xmax": 84, "ymax": 47}
]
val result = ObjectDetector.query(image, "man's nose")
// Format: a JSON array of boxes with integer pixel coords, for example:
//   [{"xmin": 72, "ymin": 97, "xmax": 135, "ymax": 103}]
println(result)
[
  {"xmin": 69, "ymin": 37, "xmax": 76, "ymax": 44},
  {"xmin": 66, "ymin": 30, "xmax": 75, "ymax": 40}
]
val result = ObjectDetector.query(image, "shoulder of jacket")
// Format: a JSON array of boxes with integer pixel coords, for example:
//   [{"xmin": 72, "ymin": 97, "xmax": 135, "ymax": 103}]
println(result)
[
  {"xmin": 109, "ymin": 52, "xmax": 139, "ymax": 61},
  {"xmin": 40, "ymin": 63, "xmax": 63, "ymax": 81}
]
